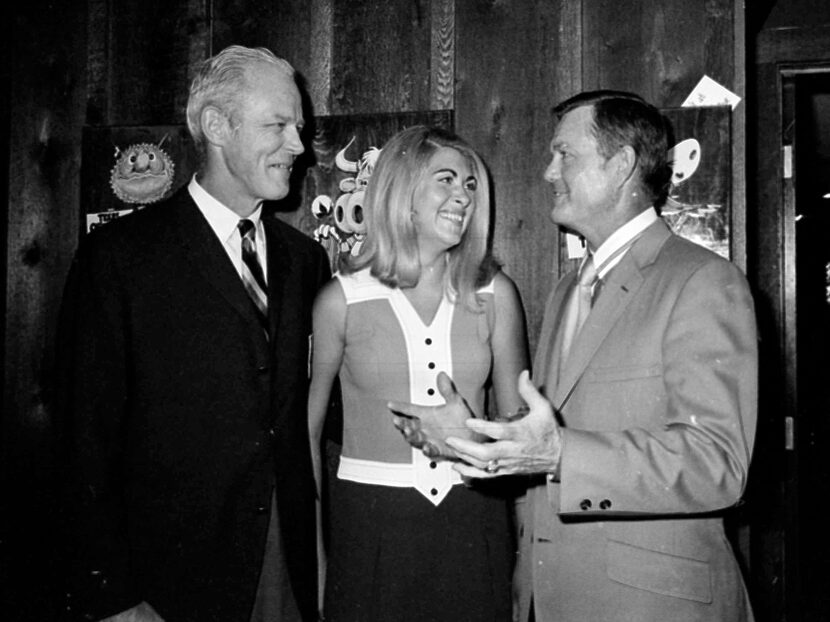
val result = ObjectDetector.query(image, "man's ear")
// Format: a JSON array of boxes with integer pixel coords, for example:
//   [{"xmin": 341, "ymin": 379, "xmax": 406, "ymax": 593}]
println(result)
[
  {"xmin": 613, "ymin": 145, "xmax": 638, "ymax": 187},
  {"xmin": 201, "ymin": 106, "xmax": 230, "ymax": 147}
]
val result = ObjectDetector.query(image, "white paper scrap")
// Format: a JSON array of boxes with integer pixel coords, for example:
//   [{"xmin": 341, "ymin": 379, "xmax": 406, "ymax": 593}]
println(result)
[
  {"xmin": 565, "ymin": 233, "xmax": 587, "ymax": 259},
  {"xmin": 682, "ymin": 75, "xmax": 741, "ymax": 110}
]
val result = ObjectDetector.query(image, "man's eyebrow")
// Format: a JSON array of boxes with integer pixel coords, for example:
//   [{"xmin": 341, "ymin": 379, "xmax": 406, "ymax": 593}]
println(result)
[{"xmin": 266, "ymin": 113, "xmax": 299, "ymax": 124}]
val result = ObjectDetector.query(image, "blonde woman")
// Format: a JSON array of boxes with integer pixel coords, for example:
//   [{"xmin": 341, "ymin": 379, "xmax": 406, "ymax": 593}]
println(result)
[{"xmin": 308, "ymin": 126, "xmax": 529, "ymax": 621}]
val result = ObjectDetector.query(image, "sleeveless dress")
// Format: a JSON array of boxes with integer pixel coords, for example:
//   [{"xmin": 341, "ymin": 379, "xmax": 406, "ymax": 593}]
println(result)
[{"xmin": 324, "ymin": 269, "xmax": 515, "ymax": 622}]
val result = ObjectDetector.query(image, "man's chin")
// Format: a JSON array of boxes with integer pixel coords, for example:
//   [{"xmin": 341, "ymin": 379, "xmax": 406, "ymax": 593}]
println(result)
[
  {"xmin": 549, "ymin": 206, "xmax": 568, "ymax": 227},
  {"xmin": 261, "ymin": 182, "xmax": 290, "ymax": 202}
]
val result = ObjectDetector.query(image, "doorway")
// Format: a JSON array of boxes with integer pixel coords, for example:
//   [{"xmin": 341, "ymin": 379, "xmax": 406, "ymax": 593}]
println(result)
[{"xmin": 781, "ymin": 68, "xmax": 830, "ymax": 621}]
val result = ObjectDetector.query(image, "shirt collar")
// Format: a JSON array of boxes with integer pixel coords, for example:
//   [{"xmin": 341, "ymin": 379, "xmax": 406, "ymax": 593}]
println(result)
[
  {"xmin": 188, "ymin": 175, "xmax": 263, "ymax": 244},
  {"xmin": 592, "ymin": 207, "xmax": 658, "ymax": 278}
]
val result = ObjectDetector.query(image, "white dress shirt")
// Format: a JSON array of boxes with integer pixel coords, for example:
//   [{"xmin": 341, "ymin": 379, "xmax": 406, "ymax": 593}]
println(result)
[{"xmin": 188, "ymin": 176, "xmax": 268, "ymax": 283}]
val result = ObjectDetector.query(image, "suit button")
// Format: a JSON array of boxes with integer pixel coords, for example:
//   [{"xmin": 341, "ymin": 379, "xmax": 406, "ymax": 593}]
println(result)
[
  {"xmin": 257, "ymin": 365, "xmax": 269, "ymax": 374},
  {"xmin": 429, "ymin": 461, "xmax": 437, "ymax": 469},
  {"xmin": 427, "ymin": 388, "xmax": 435, "ymax": 396},
  {"xmin": 579, "ymin": 499, "xmax": 592, "ymax": 511},
  {"xmin": 256, "ymin": 505, "xmax": 268, "ymax": 515},
  {"xmin": 599, "ymin": 499, "xmax": 612, "ymax": 510},
  {"xmin": 268, "ymin": 428, "xmax": 276, "ymax": 438}
]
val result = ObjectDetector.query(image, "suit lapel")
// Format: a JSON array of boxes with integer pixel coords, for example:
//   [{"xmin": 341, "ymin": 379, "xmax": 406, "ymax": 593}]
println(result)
[
  {"xmin": 534, "ymin": 273, "xmax": 575, "ymax": 400},
  {"xmin": 171, "ymin": 192, "xmax": 268, "ymax": 336},
  {"xmin": 552, "ymin": 219, "xmax": 672, "ymax": 409},
  {"xmin": 263, "ymin": 214, "xmax": 292, "ymax": 341}
]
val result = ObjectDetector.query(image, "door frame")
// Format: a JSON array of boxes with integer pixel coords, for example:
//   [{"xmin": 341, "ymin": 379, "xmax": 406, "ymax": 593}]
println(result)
[{"xmin": 752, "ymin": 25, "xmax": 830, "ymax": 622}]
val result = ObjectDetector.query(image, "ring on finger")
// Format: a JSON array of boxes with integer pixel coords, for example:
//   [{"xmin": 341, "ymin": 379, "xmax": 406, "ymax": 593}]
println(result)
[{"xmin": 485, "ymin": 459, "xmax": 500, "ymax": 474}]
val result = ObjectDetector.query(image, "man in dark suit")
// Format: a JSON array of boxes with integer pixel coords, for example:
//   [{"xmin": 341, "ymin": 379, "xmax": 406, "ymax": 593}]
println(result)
[
  {"xmin": 391, "ymin": 91, "xmax": 758, "ymax": 621},
  {"xmin": 57, "ymin": 45, "xmax": 330, "ymax": 622}
]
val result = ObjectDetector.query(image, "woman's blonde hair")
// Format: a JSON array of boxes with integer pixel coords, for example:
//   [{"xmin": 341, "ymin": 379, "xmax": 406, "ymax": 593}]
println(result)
[{"xmin": 344, "ymin": 125, "xmax": 497, "ymax": 309}]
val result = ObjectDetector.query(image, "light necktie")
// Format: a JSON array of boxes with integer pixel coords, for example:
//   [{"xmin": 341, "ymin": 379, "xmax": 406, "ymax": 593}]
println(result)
[
  {"xmin": 237, "ymin": 219, "xmax": 269, "ymax": 331},
  {"xmin": 560, "ymin": 253, "xmax": 598, "ymax": 362}
]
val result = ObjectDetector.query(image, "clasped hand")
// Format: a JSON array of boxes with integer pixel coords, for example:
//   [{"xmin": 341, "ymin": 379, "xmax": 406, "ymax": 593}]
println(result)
[
  {"xmin": 388, "ymin": 372, "xmax": 486, "ymax": 459},
  {"xmin": 388, "ymin": 370, "xmax": 563, "ymax": 479}
]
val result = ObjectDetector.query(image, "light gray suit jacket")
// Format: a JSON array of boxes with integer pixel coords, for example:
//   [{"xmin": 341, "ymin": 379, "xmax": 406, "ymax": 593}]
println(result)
[{"xmin": 515, "ymin": 219, "xmax": 757, "ymax": 622}]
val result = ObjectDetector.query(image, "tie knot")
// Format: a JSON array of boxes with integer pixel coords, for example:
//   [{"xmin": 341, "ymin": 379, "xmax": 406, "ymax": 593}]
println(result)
[
  {"xmin": 578, "ymin": 254, "xmax": 597, "ymax": 286},
  {"xmin": 238, "ymin": 219, "xmax": 256, "ymax": 240}
]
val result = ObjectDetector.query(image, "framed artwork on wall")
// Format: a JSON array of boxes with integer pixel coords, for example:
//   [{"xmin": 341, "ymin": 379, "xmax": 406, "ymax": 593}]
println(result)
[
  {"xmin": 661, "ymin": 105, "xmax": 732, "ymax": 260},
  {"xmin": 297, "ymin": 109, "xmax": 454, "ymax": 270},
  {"xmin": 80, "ymin": 125, "xmax": 198, "ymax": 235}
]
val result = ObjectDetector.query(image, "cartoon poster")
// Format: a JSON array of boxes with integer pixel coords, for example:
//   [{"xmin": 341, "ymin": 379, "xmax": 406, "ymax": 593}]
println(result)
[
  {"xmin": 661, "ymin": 106, "xmax": 732, "ymax": 259},
  {"xmin": 299, "ymin": 110, "xmax": 453, "ymax": 269},
  {"xmin": 80, "ymin": 125, "xmax": 198, "ymax": 234}
]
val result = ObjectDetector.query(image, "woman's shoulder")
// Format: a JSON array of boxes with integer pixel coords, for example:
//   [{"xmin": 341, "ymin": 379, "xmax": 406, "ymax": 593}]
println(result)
[
  {"xmin": 335, "ymin": 267, "xmax": 393, "ymax": 302},
  {"xmin": 489, "ymin": 271, "xmax": 524, "ymax": 315},
  {"xmin": 475, "ymin": 270, "xmax": 519, "ymax": 298},
  {"xmin": 313, "ymin": 277, "xmax": 346, "ymax": 316}
]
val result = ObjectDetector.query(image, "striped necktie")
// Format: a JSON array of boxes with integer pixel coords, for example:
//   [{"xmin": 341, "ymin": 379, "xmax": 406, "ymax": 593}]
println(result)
[
  {"xmin": 237, "ymin": 219, "xmax": 269, "ymax": 331},
  {"xmin": 560, "ymin": 253, "xmax": 598, "ymax": 362},
  {"xmin": 559, "ymin": 229, "xmax": 647, "ymax": 364}
]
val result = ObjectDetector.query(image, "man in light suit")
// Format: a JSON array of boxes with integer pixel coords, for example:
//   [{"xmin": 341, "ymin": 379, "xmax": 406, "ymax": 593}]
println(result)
[
  {"xmin": 57, "ymin": 46, "xmax": 330, "ymax": 621},
  {"xmin": 391, "ymin": 90, "xmax": 757, "ymax": 621}
]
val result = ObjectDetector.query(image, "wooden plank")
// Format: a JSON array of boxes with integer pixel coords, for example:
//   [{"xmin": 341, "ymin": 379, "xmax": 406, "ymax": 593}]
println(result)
[
  {"xmin": 703, "ymin": 0, "xmax": 736, "ymax": 92},
  {"xmin": 6, "ymin": 5, "xmax": 86, "ymax": 456},
  {"xmin": 731, "ymin": 0, "xmax": 747, "ymax": 271},
  {"xmin": 729, "ymin": 0, "xmax": 750, "ymax": 578},
  {"xmin": 86, "ymin": 0, "xmax": 111, "ymax": 125},
  {"xmin": 762, "ymin": 0, "xmax": 830, "ymax": 31},
  {"xmin": 430, "ymin": 0, "xmax": 455, "ymax": 110},
  {"xmin": 309, "ymin": 0, "xmax": 335, "ymax": 116},
  {"xmin": 211, "ymin": 0, "xmax": 333, "ymax": 115},
  {"xmin": 757, "ymin": 24, "xmax": 830, "ymax": 64},
  {"xmin": 213, "ymin": 0, "xmax": 310, "ymax": 74},
  {"xmin": 455, "ymin": 0, "xmax": 580, "ymax": 355},
  {"xmin": 583, "ymin": 0, "xmax": 708, "ymax": 106},
  {"xmin": 330, "ymin": 0, "xmax": 432, "ymax": 114},
  {"xmin": 4, "ymin": 2, "xmax": 88, "ymax": 618},
  {"xmin": 106, "ymin": 0, "xmax": 206, "ymax": 125}
]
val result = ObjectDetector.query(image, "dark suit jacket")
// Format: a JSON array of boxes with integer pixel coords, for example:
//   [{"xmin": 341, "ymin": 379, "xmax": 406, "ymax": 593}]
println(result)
[{"xmin": 56, "ymin": 187, "xmax": 330, "ymax": 621}]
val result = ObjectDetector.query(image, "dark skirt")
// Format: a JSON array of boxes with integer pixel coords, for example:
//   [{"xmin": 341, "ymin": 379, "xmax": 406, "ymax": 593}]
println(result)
[{"xmin": 324, "ymin": 478, "xmax": 516, "ymax": 622}]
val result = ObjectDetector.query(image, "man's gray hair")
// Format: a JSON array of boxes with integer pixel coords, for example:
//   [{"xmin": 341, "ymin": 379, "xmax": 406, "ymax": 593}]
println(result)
[{"xmin": 186, "ymin": 45, "xmax": 295, "ymax": 158}]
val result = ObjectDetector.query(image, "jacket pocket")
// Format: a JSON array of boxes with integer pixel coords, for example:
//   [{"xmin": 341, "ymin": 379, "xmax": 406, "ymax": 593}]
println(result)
[
  {"xmin": 586, "ymin": 364, "xmax": 661, "ymax": 383},
  {"xmin": 606, "ymin": 539, "xmax": 712, "ymax": 603}
]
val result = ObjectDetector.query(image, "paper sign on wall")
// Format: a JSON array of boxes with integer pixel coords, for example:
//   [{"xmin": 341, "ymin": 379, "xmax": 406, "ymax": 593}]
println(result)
[{"xmin": 682, "ymin": 75, "xmax": 741, "ymax": 110}]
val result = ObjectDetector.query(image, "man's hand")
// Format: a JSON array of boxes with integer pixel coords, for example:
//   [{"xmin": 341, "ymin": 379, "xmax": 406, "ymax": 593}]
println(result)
[
  {"xmin": 445, "ymin": 370, "xmax": 564, "ymax": 479},
  {"xmin": 388, "ymin": 372, "xmax": 485, "ymax": 459}
]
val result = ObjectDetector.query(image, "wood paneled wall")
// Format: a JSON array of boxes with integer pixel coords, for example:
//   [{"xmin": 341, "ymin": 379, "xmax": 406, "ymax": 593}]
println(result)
[{"xmin": 2, "ymin": 1, "xmax": 745, "ymax": 618}]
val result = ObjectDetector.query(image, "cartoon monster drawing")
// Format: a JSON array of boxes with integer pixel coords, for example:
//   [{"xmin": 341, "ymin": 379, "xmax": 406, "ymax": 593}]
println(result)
[
  {"xmin": 109, "ymin": 138, "xmax": 175, "ymax": 205},
  {"xmin": 311, "ymin": 136, "xmax": 379, "ymax": 259},
  {"xmin": 663, "ymin": 137, "xmax": 727, "ymax": 257}
]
